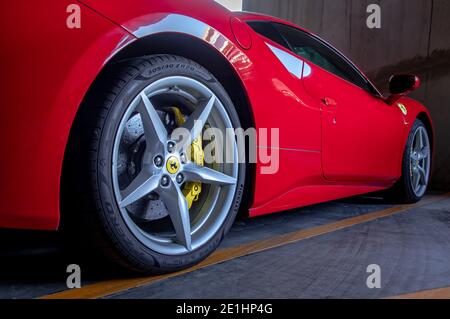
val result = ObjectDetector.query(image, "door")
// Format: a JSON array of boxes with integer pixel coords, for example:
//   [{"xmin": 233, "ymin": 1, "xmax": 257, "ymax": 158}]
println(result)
[{"xmin": 273, "ymin": 23, "xmax": 405, "ymax": 183}]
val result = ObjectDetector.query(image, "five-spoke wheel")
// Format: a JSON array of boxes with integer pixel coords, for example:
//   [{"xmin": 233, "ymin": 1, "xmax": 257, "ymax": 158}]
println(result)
[
  {"xmin": 385, "ymin": 119, "xmax": 431, "ymax": 204},
  {"xmin": 112, "ymin": 75, "xmax": 240, "ymax": 256},
  {"xmin": 64, "ymin": 55, "xmax": 245, "ymax": 274}
]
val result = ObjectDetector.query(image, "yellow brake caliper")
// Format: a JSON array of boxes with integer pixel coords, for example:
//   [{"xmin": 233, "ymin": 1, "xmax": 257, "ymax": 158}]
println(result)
[{"xmin": 170, "ymin": 107, "xmax": 204, "ymax": 209}]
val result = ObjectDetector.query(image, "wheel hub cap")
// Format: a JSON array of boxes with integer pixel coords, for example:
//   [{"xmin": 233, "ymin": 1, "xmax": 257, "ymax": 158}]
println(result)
[{"xmin": 166, "ymin": 156, "xmax": 180, "ymax": 174}]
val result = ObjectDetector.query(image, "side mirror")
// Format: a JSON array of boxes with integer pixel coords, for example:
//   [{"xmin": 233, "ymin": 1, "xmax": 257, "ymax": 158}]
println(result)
[{"xmin": 386, "ymin": 74, "xmax": 421, "ymax": 105}]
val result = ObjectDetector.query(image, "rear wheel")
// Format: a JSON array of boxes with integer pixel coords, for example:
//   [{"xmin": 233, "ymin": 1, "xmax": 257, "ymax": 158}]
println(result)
[
  {"xmin": 385, "ymin": 119, "xmax": 431, "ymax": 203},
  {"xmin": 64, "ymin": 55, "xmax": 245, "ymax": 274}
]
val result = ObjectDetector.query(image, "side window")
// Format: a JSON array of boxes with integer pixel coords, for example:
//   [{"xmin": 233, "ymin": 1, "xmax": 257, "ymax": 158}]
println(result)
[
  {"xmin": 246, "ymin": 21, "xmax": 290, "ymax": 50},
  {"xmin": 272, "ymin": 23, "xmax": 372, "ymax": 92}
]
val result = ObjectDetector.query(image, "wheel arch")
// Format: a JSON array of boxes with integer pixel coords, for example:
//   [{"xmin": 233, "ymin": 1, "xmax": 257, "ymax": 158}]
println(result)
[
  {"xmin": 110, "ymin": 32, "xmax": 256, "ymax": 132},
  {"xmin": 417, "ymin": 111, "xmax": 435, "ymax": 179},
  {"xmin": 62, "ymin": 32, "xmax": 256, "ymax": 221},
  {"xmin": 417, "ymin": 111, "xmax": 434, "ymax": 154}
]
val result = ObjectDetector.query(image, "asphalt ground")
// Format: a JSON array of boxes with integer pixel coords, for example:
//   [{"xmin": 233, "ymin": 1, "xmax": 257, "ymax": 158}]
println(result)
[{"xmin": 1, "ymin": 193, "xmax": 449, "ymax": 299}]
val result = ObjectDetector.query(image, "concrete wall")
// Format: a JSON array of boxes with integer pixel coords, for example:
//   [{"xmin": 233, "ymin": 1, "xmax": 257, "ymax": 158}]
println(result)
[{"xmin": 244, "ymin": 0, "xmax": 450, "ymax": 190}]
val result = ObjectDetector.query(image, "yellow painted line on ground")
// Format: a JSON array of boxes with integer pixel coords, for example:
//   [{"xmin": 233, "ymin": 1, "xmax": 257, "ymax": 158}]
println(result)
[
  {"xmin": 388, "ymin": 286, "xmax": 450, "ymax": 299},
  {"xmin": 40, "ymin": 193, "xmax": 450, "ymax": 299}
]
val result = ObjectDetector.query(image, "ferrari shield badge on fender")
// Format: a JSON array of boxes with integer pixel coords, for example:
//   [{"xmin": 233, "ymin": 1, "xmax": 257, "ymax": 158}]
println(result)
[{"xmin": 397, "ymin": 103, "xmax": 408, "ymax": 116}]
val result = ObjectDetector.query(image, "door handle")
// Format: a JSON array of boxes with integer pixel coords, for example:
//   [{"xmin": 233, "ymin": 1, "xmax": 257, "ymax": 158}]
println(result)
[{"xmin": 321, "ymin": 97, "xmax": 337, "ymax": 107}]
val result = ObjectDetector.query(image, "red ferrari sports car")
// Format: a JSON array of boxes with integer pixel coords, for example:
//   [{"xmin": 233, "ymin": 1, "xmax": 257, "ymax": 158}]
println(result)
[{"xmin": 1, "ymin": 0, "xmax": 432, "ymax": 273}]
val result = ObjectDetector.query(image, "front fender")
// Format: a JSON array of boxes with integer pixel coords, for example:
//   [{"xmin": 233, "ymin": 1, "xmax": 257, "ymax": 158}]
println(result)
[{"xmin": 398, "ymin": 96, "xmax": 434, "ymax": 141}]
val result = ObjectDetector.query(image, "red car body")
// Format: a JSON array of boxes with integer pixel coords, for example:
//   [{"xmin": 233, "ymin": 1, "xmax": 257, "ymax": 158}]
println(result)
[{"xmin": 0, "ymin": 0, "xmax": 432, "ymax": 231}]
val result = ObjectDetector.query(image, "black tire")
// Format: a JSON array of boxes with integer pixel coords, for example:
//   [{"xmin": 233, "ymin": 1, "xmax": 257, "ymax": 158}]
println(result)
[
  {"xmin": 384, "ymin": 119, "xmax": 431, "ymax": 204},
  {"xmin": 62, "ymin": 55, "xmax": 245, "ymax": 274}
]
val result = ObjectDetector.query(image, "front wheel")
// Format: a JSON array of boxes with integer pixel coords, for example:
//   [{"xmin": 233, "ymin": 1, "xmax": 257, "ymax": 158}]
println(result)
[
  {"xmin": 386, "ymin": 119, "xmax": 431, "ymax": 204},
  {"xmin": 64, "ymin": 55, "xmax": 245, "ymax": 274}
]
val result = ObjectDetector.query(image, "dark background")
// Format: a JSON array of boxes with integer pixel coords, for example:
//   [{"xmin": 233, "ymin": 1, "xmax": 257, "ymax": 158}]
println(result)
[{"xmin": 243, "ymin": 0, "xmax": 450, "ymax": 191}]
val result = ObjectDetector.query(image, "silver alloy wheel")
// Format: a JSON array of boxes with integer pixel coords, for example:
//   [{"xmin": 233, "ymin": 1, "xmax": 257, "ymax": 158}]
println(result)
[
  {"xmin": 410, "ymin": 126, "xmax": 431, "ymax": 197},
  {"xmin": 111, "ymin": 76, "xmax": 238, "ymax": 255}
]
